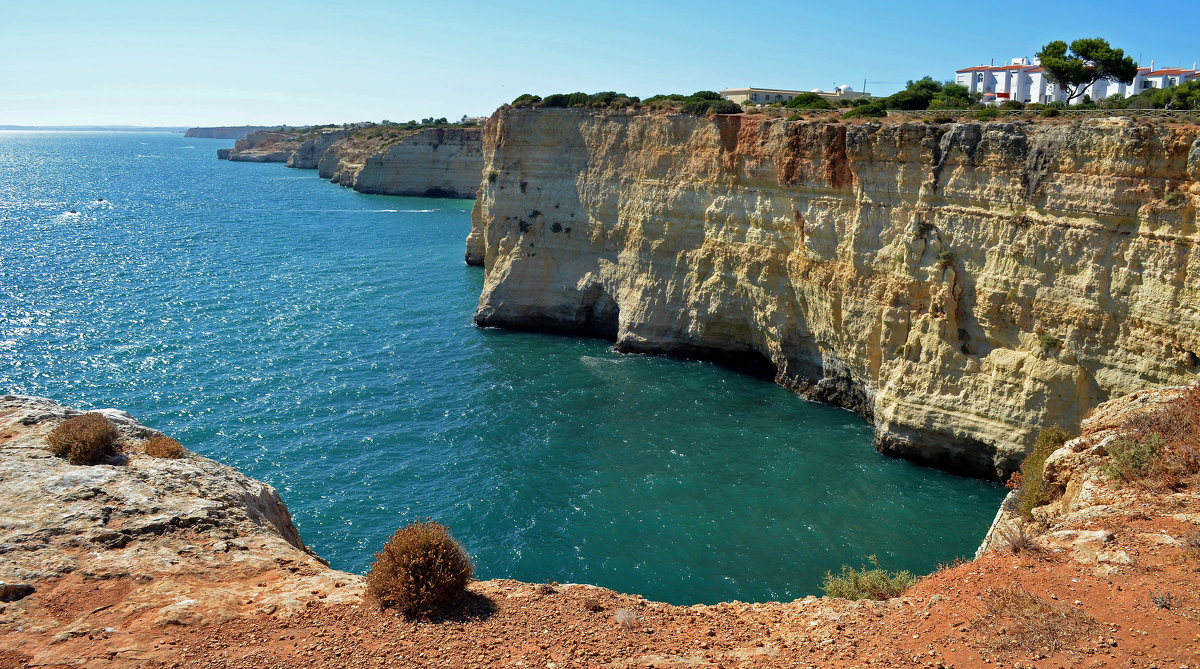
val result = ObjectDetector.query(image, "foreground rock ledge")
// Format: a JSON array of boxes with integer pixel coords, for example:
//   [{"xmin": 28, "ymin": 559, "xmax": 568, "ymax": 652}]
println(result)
[{"xmin": 1, "ymin": 393, "xmax": 1198, "ymax": 668}]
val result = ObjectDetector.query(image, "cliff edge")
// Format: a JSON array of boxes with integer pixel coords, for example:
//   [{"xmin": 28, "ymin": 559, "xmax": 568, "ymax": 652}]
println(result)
[{"xmin": 470, "ymin": 108, "xmax": 1200, "ymax": 479}]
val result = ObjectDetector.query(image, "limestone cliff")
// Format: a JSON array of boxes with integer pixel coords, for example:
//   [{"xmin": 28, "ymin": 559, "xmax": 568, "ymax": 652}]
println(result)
[
  {"xmin": 224, "ymin": 130, "xmax": 303, "ymax": 162},
  {"xmin": 353, "ymin": 128, "xmax": 482, "ymax": 198},
  {"xmin": 286, "ymin": 128, "xmax": 352, "ymax": 169},
  {"xmin": 221, "ymin": 125, "xmax": 483, "ymax": 198},
  {"xmin": 470, "ymin": 108, "xmax": 1200, "ymax": 479},
  {"xmin": 186, "ymin": 126, "xmax": 278, "ymax": 140}
]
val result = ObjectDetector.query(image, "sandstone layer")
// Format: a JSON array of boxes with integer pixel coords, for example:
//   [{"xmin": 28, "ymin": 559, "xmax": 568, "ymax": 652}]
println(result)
[
  {"xmin": 353, "ymin": 128, "xmax": 483, "ymax": 198},
  {"xmin": 3, "ymin": 391, "xmax": 1197, "ymax": 668},
  {"xmin": 224, "ymin": 130, "xmax": 303, "ymax": 163},
  {"xmin": 185, "ymin": 126, "xmax": 279, "ymax": 140},
  {"xmin": 470, "ymin": 108, "xmax": 1200, "ymax": 479},
  {"xmin": 220, "ymin": 125, "xmax": 483, "ymax": 198}
]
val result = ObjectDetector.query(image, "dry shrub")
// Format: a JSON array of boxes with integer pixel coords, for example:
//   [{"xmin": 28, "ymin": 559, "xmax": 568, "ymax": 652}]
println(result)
[
  {"xmin": 1110, "ymin": 382, "xmax": 1200, "ymax": 489},
  {"xmin": 614, "ymin": 608, "xmax": 641, "ymax": 629},
  {"xmin": 144, "ymin": 435, "xmax": 187, "ymax": 459},
  {"xmin": 999, "ymin": 526, "xmax": 1044, "ymax": 557},
  {"xmin": 977, "ymin": 587, "xmax": 1097, "ymax": 655},
  {"xmin": 1185, "ymin": 531, "xmax": 1200, "ymax": 562},
  {"xmin": 366, "ymin": 520, "xmax": 473, "ymax": 617},
  {"xmin": 46, "ymin": 413, "xmax": 119, "ymax": 465}
]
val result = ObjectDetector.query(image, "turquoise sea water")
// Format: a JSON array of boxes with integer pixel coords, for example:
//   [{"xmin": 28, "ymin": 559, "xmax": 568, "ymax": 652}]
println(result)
[{"xmin": 0, "ymin": 131, "xmax": 1005, "ymax": 604}]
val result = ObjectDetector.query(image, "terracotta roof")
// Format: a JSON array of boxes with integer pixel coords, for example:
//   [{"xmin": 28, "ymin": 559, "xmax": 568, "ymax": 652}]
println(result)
[
  {"xmin": 1145, "ymin": 68, "xmax": 1198, "ymax": 76},
  {"xmin": 956, "ymin": 66, "xmax": 991, "ymax": 72}
]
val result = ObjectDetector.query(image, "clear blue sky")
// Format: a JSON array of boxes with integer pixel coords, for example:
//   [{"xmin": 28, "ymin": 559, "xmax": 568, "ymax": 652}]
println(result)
[{"xmin": 3, "ymin": 0, "xmax": 1198, "ymax": 126}]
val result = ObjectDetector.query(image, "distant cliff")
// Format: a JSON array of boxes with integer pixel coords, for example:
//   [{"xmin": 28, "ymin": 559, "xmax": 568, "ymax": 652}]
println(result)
[
  {"xmin": 224, "ymin": 130, "xmax": 304, "ymax": 162},
  {"xmin": 185, "ymin": 125, "xmax": 281, "ymax": 140},
  {"xmin": 469, "ymin": 107, "xmax": 1200, "ymax": 480},
  {"xmin": 354, "ymin": 128, "xmax": 482, "ymax": 198},
  {"xmin": 220, "ymin": 125, "xmax": 483, "ymax": 199}
]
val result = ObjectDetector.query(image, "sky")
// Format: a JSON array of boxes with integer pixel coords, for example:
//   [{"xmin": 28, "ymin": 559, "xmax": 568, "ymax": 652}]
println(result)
[{"xmin": 3, "ymin": 0, "xmax": 1199, "ymax": 127}]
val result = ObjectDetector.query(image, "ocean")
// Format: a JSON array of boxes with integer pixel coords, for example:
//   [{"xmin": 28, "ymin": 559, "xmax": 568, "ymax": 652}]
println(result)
[{"xmin": 0, "ymin": 130, "xmax": 1005, "ymax": 604}]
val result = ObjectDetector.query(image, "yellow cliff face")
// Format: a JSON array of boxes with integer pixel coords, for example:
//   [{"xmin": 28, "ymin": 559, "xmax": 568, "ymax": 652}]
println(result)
[
  {"xmin": 470, "ymin": 107, "xmax": 1200, "ymax": 479},
  {"xmin": 353, "ymin": 127, "xmax": 482, "ymax": 198}
]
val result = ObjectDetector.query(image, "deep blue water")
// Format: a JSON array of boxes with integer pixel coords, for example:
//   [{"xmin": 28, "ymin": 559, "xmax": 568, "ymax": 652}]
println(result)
[{"xmin": 0, "ymin": 131, "xmax": 1005, "ymax": 604}]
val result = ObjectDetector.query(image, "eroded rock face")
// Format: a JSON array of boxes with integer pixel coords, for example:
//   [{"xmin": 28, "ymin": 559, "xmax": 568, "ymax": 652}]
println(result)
[
  {"xmin": 287, "ymin": 128, "xmax": 352, "ymax": 169},
  {"xmin": 471, "ymin": 108, "xmax": 1200, "ymax": 479},
  {"xmin": 353, "ymin": 128, "xmax": 482, "ymax": 198},
  {"xmin": 223, "ymin": 131, "xmax": 303, "ymax": 163},
  {"xmin": 0, "ymin": 395, "xmax": 360, "ymax": 645},
  {"xmin": 223, "ymin": 126, "xmax": 483, "ymax": 199}
]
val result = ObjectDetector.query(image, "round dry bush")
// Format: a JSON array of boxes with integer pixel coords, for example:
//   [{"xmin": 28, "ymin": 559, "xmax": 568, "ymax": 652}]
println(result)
[
  {"xmin": 143, "ymin": 435, "xmax": 186, "ymax": 459},
  {"xmin": 366, "ymin": 520, "xmax": 473, "ymax": 617},
  {"xmin": 46, "ymin": 413, "xmax": 120, "ymax": 465}
]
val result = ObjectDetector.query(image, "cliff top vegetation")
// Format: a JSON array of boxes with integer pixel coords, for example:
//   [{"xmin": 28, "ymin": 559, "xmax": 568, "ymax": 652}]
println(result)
[{"xmin": 509, "ymin": 90, "xmax": 741, "ymax": 116}]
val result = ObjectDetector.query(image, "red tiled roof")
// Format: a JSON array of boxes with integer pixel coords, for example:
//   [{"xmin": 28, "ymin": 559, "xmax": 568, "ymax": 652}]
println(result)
[
  {"xmin": 956, "ymin": 66, "xmax": 991, "ymax": 72},
  {"xmin": 1146, "ymin": 68, "xmax": 1198, "ymax": 76}
]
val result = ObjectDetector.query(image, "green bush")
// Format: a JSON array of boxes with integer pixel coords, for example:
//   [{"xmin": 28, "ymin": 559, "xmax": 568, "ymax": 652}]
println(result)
[
  {"xmin": 367, "ymin": 520, "xmax": 474, "ymax": 617},
  {"xmin": 843, "ymin": 102, "xmax": 887, "ymax": 119},
  {"xmin": 681, "ymin": 94, "xmax": 742, "ymax": 116},
  {"xmin": 46, "ymin": 413, "xmax": 120, "ymax": 465},
  {"xmin": 1008, "ymin": 426, "xmax": 1070, "ymax": 519},
  {"xmin": 1040, "ymin": 107, "xmax": 1061, "ymax": 118},
  {"xmin": 1038, "ymin": 333, "xmax": 1062, "ymax": 352},
  {"xmin": 1102, "ymin": 434, "xmax": 1163, "ymax": 483},
  {"xmin": 977, "ymin": 107, "xmax": 1001, "ymax": 121},
  {"xmin": 821, "ymin": 555, "xmax": 917, "ymax": 600},
  {"xmin": 999, "ymin": 100, "xmax": 1025, "ymax": 110},
  {"xmin": 784, "ymin": 92, "xmax": 834, "ymax": 110}
]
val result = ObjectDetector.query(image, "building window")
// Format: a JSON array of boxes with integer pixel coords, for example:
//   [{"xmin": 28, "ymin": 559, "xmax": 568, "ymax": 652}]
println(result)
[
  {"xmin": 1169, "ymin": 77, "xmax": 1179, "ymax": 86},
  {"xmin": 1143, "ymin": 80, "xmax": 1153, "ymax": 89},
  {"xmin": 750, "ymin": 94, "xmax": 758, "ymax": 101},
  {"xmin": 775, "ymin": 95, "xmax": 783, "ymax": 101}
]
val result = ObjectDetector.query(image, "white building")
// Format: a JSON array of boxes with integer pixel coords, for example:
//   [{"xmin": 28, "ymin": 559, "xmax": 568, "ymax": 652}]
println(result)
[
  {"xmin": 955, "ymin": 57, "xmax": 1199, "ymax": 105},
  {"xmin": 719, "ymin": 86, "xmax": 867, "ymax": 105}
]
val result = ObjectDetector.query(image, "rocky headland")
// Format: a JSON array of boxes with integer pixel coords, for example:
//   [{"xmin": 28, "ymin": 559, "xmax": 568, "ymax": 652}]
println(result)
[
  {"xmin": 469, "ymin": 108, "xmax": 1200, "ymax": 480},
  {"xmin": 185, "ymin": 127, "xmax": 282, "ymax": 140},
  {"xmin": 2, "ymin": 390, "xmax": 1197, "ymax": 667},
  {"xmin": 219, "ymin": 124, "xmax": 483, "ymax": 199}
]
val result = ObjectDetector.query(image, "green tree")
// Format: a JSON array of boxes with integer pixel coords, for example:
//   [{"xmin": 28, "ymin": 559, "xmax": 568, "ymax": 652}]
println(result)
[
  {"xmin": 1035, "ymin": 38, "xmax": 1138, "ymax": 104},
  {"xmin": 886, "ymin": 76, "xmax": 943, "ymax": 109},
  {"xmin": 927, "ymin": 83, "xmax": 978, "ymax": 109}
]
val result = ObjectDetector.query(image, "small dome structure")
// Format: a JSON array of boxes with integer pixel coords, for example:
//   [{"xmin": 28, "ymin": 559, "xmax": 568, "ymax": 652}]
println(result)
[
  {"xmin": 810, "ymin": 88, "xmax": 823, "ymax": 93},
  {"xmin": 836, "ymin": 85, "xmax": 854, "ymax": 93}
]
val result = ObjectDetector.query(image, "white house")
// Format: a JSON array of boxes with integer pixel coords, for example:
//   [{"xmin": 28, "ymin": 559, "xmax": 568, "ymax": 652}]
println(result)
[
  {"xmin": 719, "ymin": 86, "xmax": 867, "ymax": 105},
  {"xmin": 955, "ymin": 57, "xmax": 1199, "ymax": 105}
]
